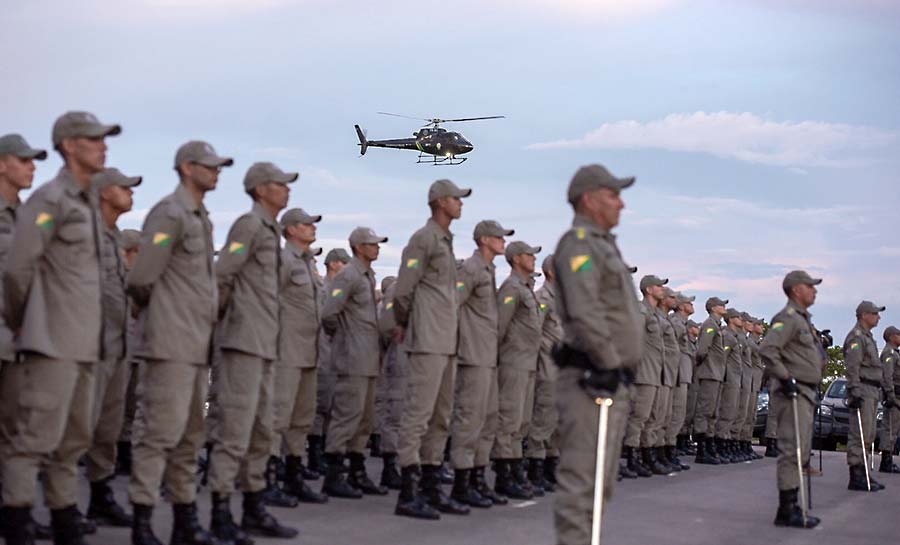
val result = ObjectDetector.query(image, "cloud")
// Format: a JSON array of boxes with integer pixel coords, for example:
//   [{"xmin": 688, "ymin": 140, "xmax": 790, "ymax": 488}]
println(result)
[{"xmin": 527, "ymin": 111, "xmax": 897, "ymax": 168}]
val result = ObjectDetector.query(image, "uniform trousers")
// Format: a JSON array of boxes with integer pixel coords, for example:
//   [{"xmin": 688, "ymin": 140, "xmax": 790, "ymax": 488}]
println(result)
[
  {"xmin": 624, "ymin": 384, "xmax": 658, "ymax": 448},
  {"xmin": 272, "ymin": 365, "xmax": 318, "ymax": 456},
  {"xmin": 325, "ymin": 375, "xmax": 377, "ymax": 455},
  {"xmin": 397, "ymin": 353, "xmax": 456, "ymax": 468},
  {"xmin": 765, "ymin": 377, "xmax": 781, "ymax": 440},
  {"xmin": 847, "ymin": 383, "xmax": 879, "ymax": 467},
  {"xmin": 774, "ymin": 387, "xmax": 814, "ymax": 491},
  {"xmin": 475, "ymin": 368, "xmax": 500, "ymax": 467},
  {"xmin": 651, "ymin": 385, "xmax": 673, "ymax": 448},
  {"xmin": 693, "ymin": 379, "xmax": 722, "ymax": 436},
  {"xmin": 450, "ymin": 365, "xmax": 493, "ymax": 469},
  {"xmin": 682, "ymin": 377, "xmax": 700, "ymax": 435},
  {"xmin": 312, "ymin": 370, "xmax": 336, "ymax": 437},
  {"xmin": 715, "ymin": 382, "xmax": 741, "ymax": 439},
  {"xmin": 85, "ymin": 356, "xmax": 131, "ymax": 482},
  {"xmin": 526, "ymin": 372, "xmax": 559, "ymax": 459},
  {"xmin": 667, "ymin": 383, "xmax": 689, "ymax": 445},
  {"xmin": 493, "ymin": 367, "xmax": 536, "ymax": 460}
]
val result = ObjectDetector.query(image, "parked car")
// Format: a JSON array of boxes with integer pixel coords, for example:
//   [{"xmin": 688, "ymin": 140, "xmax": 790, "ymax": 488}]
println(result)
[
  {"xmin": 813, "ymin": 377, "xmax": 895, "ymax": 452},
  {"xmin": 753, "ymin": 387, "xmax": 768, "ymax": 439}
]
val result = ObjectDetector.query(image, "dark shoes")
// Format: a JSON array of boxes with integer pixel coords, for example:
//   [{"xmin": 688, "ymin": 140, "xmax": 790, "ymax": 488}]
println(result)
[
  {"xmin": 764, "ymin": 438, "xmax": 779, "ymax": 458},
  {"xmin": 395, "ymin": 465, "xmax": 441, "ymax": 520},
  {"xmin": 87, "ymin": 478, "xmax": 132, "ymax": 527},
  {"xmin": 471, "ymin": 466, "xmax": 507, "ymax": 506},
  {"xmin": 348, "ymin": 453, "xmax": 388, "ymax": 495},
  {"xmin": 170, "ymin": 503, "xmax": 214, "ymax": 545},
  {"xmin": 380, "ymin": 453, "xmax": 403, "ymax": 490},
  {"xmin": 421, "ymin": 465, "xmax": 469, "ymax": 515},
  {"xmin": 527, "ymin": 458, "xmax": 555, "ymax": 492},
  {"xmin": 262, "ymin": 456, "xmax": 298, "ymax": 508},
  {"xmin": 50, "ymin": 505, "xmax": 89, "ymax": 545},
  {"xmin": 241, "ymin": 491, "xmax": 299, "ymax": 539},
  {"xmin": 284, "ymin": 455, "xmax": 329, "ymax": 503},
  {"xmin": 848, "ymin": 464, "xmax": 884, "ymax": 492},
  {"xmin": 879, "ymin": 451, "xmax": 900, "ymax": 474},
  {"xmin": 210, "ymin": 493, "xmax": 254, "ymax": 545},
  {"xmin": 450, "ymin": 469, "xmax": 492, "ymax": 508},
  {"xmin": 625, "ymin": 447, "xmax": 652, "ymax": 477},
  {"xmin": 773, "ymin": 488, "xmax": 819, "ymax": 529},
  {"xmin": 321, "ymin": 453, "xmax": 363, "ymax": 499},
  {"xmin": 1, "ymin": 506, "xmax": 36, "ymax": 545},
  {"xmin": 493, "ymin": 459, "xmax": 533, "ymax": 500}
]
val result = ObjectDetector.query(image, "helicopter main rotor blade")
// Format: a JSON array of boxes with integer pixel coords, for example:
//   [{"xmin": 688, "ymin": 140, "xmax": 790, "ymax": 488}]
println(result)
[
  {"xmin": 377, "ymin": 112, "xmax": 429, "ymax": 121},
  {"xmin": 437, "ymin": 116, "xmax": 506, "ymax": 123}
]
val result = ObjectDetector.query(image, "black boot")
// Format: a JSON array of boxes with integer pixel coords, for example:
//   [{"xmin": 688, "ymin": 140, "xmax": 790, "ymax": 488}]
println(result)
[
  {"xmin": 879, "ymin": 451, "xmax": 900, "ymax": 473},
  {"xmin": 693, "ymin": 435, "xmax": 713, "ymax": 465},
  {"xmin": 71, "ymin": 509, "xmax": 96, "ymax": 536},
  {"xmin": 438, "ymin": 462, "xmax": 454, "ymax": 485},
  {"xmin": 451, "ymin": 468, "xmax": 492, "ymax": 508},
  {"xmin": 50, "ymin": 506, "xmax": 87, "ymax": 545},
  {"xmin": 284, "ymin": 455, "xmax": 328, "ymax": 503},
  {"xmin": 528, "ymin": 458, "xmax": 555, "ymax": 492},
  {"xmin": 116, "ymin": 441, "xmax": 133, "ymax": 476},
  {"xmin": 1, "ymin": 506, "xmax": 36, "ymax": 545},
  {"xmin": 657, "ymin": 446, "xmax": 679, "ymax": 473},
  {"xmin": 773, "ymin": 488, "xmax": 820, "ymax": 528},
  {"xmin": 347, "ymin": 452, "xmax": 388, "ymax": 495},
  {"xmin": 395, "ymin": 465, "xmax": 440, "ymax": 520},
  {"xmin": 493, "ymin": 459, "xmax": 532, "ymax": 499},
  {"xmin": 380, "ymin": 453, "xmax": 402, "ymax": 490},
  {"xmin": 241, "ymin": 491, "xmax": 298, "ymax": 539},
  {"xmin": 87, "ymin": 477, "xmax": 133, "ymax": 527},
  {"xmin": 684, "ymin": 435, "xmax": 697, "ymax": 455},
  {"xmin": 321, "ymin": 453, "xmax": 362, "ymax": 499},
  {"xmin": 666, "ymin": 445, "xmax": 690, "ymax": 471},
  {"xmin": 512, "ymin": 459, "xmax": 540, "ymax": 497},
  {"xmin": 307, "ymin": 435, "xmax": 326, "ymax": 475},
  {"xmin": 713, "ymin": 439, "xmax": 731, "ymax": 463},
  {"xmin": 544, "ymin": 456, "xmax": 559, "ymax": 485},
  {"xmin": 619, "ymin": 460, "xmax": 638, "ymax": 479},
  {"xmin": 131, "ymin": 504, "xmax": 163, "ymax": 545},
  {"xmin": 471, "ymin": 466, "xmax": 507, "ymax": 506},
  {"xmin": 33, "ymin": 517, "xmax": 51, "ymax": 541},
  {"xmin": 170, "ymin": 503, "xmax": 213, "ymax": 545},
  {"xmin": 209, "ymin": 493, "xmax": 253, "ymax": 545},
  {"xmin": 262, "ymin": 456, "xmax": 298, "ymax": 508},
  {"xmin": 625, "ymin": 446, "xmax": 652, "ymax": 477},
  {"xmin": 198, "ymin": 442, "xmax": 212, "ymax": 487},
  {"xmin": 368, "ymin": 434, "xmax": 382, "ymax": 458},
  {"xmin": 748, "ymin": 441, "xmax": 762, "ymax": 460},
  {"xmin": 764, "ymin": 438, "xmax": 779, "ymax": 458},
  {"xmin": 421, "ymin": 465, "xmax": 469, "ymax": 515},
  {"xmin": 848, "ymin": 464, "xmax": 878, "ymax": 492},
  {"xmin": 642, "ymin": 447, "xmax": 669, "ymax": 475}
]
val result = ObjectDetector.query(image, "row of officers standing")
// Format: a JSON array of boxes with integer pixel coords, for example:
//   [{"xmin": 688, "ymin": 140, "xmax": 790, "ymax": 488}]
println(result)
[{"xmin": 0, "ymin": 113, "xmax": 898, "ymax": 545}]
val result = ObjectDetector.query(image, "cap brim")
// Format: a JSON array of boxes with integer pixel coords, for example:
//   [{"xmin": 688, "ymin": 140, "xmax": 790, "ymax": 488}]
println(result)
[
  {"xmin": 280, "ymin": 172, "xmax": 300, "ymax": 184},
  {"xmin": 661, "ymin": 278, "xmax": 669, "ymax": 285},
  {"xmin": 455, "ymin": 188, "xmax": 473, "ymax": 198},
  {"xmin": 530, "ymin": 245, "xmax": 542, "ymax": 254},
  {"xmin": 84, "ymin": 124, "xmax": 122, "ymax": 139},
  {"xmin": 18, "ymin": 148, "xmax": 48, "ymax": 160},
  {"xmin": 312, "ymin": 247, "xmax": 323, "ymax": 256},
  {"xmin": 122, "ymin": 175, "xmax": 142, "ymax": 188},
  {"xmin": 628, "ymin": 266, "xmax": 638, "ymax": 273},
  {"xmin": 614, "ymin": 176, "xmax": 636, "ymax": 190},
  {"xmin": 308, "ymin": 215, "xmax": 322, "ymax": 223},
  {"xmin": 197, "ymin": 156, "xmax": 234, "ymax": 168}
]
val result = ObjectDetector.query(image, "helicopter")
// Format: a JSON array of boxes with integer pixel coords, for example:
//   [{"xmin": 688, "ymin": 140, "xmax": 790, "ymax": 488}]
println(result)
[{"xmin": 354, "ymin": 112, "xmax": 504, "ymax": 165}]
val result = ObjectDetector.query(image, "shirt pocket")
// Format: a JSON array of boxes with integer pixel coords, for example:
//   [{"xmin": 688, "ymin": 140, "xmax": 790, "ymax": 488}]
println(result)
[{"xmin": 57, "ymin": 219, "xmax": 90, "ymax": 244}]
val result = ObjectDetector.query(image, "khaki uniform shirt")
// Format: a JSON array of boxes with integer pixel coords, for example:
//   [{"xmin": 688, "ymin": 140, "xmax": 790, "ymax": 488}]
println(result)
[
  {"xmin": 759, "ymin": 300, "xmax": 825, "ymax": 403},
  {"xmin": 843, "ymin": 320, "xmax": 882, "ymax": 392},
  {"xmin": 497, "ymin": 270, "xmax": 542, "ymax": 371},
  {"xmin": 535, "ymin": 282, "xmax": 563, "ymax": 381},
  {"xmin": 278, "ymin": 242, "xmax": 321, "ymax": 368},
  {"xmin": 456, "ymin": 250, "xmax": 498, "ymax": 367},
  {"xmin": 127, "ymin": 184, "xmax": 216, "ymax": 364},
  {"xmin": 321, "ymin": 257, "xmax": 379, "ymax": 377},
  {"xmin": 216, "ymin": 202, "xmax": 281, "ymax": 360},
  {"xmin": 695, "ymin": 315, "xmax": 726, "ymax": 382},
  {"xmin": 881, "ymin": 344, "xmax": 900, "ymax": 403},
  {"xmin": 393, "ymin": 218, "xmax": 459, "ymax": 355},
  {"xmin": 552, "ymin": 215, "xmax": 642, "ymax": 372},
  {"xmin": 723, "ymin": 327, "xmax": 743, "ymax": 386},
  {"xmin": 749, "ymin": 334, "xmax": 763, "ymax": 370},
  {"xmin": 634, "ymin": 299, "xmax": 664, "ymax": 386},
  {"xmin": 661, "ymin": 312, "xmax": 679, "ymax": 387},
  {"xmin": 378, "ymin": 284, "xmax": 408, "ymax": 378},
  {"xmin": 0, "ymin": 197, "xmax": 19, "ymax": 361},
  {"xmin": 3, "ymin": 167, "xmax": 102, "ymax": 361},
  {"xmin": 318, "ymin": 276, "xmax": 336, "ymax": 373},
  {"xmin": 671, "ymin": 313, "xmax": 693, "ymax": 385},
  {"xmin": 100, "ymin": 225, "xmax": 129, "ymax": 361}
]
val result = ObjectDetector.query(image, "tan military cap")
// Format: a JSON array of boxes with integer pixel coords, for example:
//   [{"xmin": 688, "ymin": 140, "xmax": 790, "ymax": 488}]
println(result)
[
  {"xmin": 856, "ymin": 300, "xmax": 885, "ymax": 316},
  {"xmin": 725, "ymin": 308, "xmax": 743, "ymax": 321},
  {"xmin": 428, "ymin": 179, "xmax": 471, "ymax": 203},
  {"xmin": 676, "ymin": 292, "xmax": 696, "ymax": 305},
  {"xmin": 782, "ymin": 270, "xmax": 822, "ymax": 292},
  {"xmin": 174, "ymin": 141, "xmax": 233, "ymax": 168},
  {"xmin": 639, "ymin": 274, "xmax": 668, "ymax": 292},
  {"xmin": 325, "ymin": 248, "xmax": 351, "ymax": 264},
  {"xmin": 92, "ymin": 168, "xmax": 142, "ymax": 191},
  {"xmin": 0, "ymin": 134, "xmax": 47, "ymax": 160},
  {"xmin": 505, "ymin": 241, "xmax": 541, "ymax": 261},
  {"xmin": 349, "ymin": 226, "xmax": 388, "ymax": 246},
  {"xmin": 567, "ymin": 164, "xmax": 635, "ymax": 205},
  {"xmin": 52, "ymin": 111, "xmax": 121, "ymax": 147},
  {"xmin": 473, "ymin": 220, "xmax": 514, "ymax": 240},
  {"xmin": 541, "ymin": 254, "xmax": 554, "ymax": 272},
  {"xmin": 121, "ymin": 229, "xmax": 141, "ymax": 251},
  {"xmin": 280, "ymin": 208, "xmax": 321, "ymax": 229},
  {"xmin": 705, "ymin": 296, "xmax": 728, "ymax": 311},
  {"xmin": 244, "ymin": 162, "xmax": 298, "ymax": 191},
  {"xmin": 883, "ymin": 326, "xmax": 900, "ymax": 342},
  {"xmin": 686, "ymin": 319, "xmax": 700, "ymax": 329},
  {"xmin": 381, "ymin": 276, "xmax": 396, "ymax": 293}
]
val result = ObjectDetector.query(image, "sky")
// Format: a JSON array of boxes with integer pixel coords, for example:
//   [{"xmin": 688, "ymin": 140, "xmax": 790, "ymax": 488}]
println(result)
[{"xmin": 2, "ymin": 0, "xmax": 899, "ymax": 343}]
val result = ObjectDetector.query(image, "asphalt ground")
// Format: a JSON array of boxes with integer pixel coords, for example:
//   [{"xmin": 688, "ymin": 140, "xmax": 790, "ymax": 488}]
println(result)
[{"xmin": 33, "ymin": 446, "xmax": 897, "ymax": 545}]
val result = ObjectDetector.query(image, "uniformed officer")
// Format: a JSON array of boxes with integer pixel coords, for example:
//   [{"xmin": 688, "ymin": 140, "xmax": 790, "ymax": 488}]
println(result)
[
  {"xmin": 207, "ymin": 162, "xmax": 298, "ymax": 541},
  {"xmin": 393, "ymin": 179, "xmax": 471, "ymax": 520},
  {"xmin": 653, "ymin": 287, "xmax": 681, "ymax": 472},
  {"xmin": 85, "ymin": 168, "xmax": 142, "ymax": 529},
  {"xmin": 375, "ymin": 276, "xmax": 407, "ymax": 490},
  {"xmin": 320, "ymin": 227, "xmax": 390, "ymax": 498},
  {"xmin": 127, "ymin": 141, "xmax": 231, "ymax": 545},
  {"xmin": 309, "ymin": 247, "xmax": 351, "ymax": 475},
  {"xmin": 0, "ymin": 112, "xmax": 118, "ymax": 545},
  {"xmin": 739, "ymin": 313, "xmax": 764, "ymax": 460},
  {"xmin": 525, "ymin": 254, "xmax": 564, "ymax": 491},
  {"xmin": 449, "ymin": 220, "xmax": 512, "ymax": 508},
  {"xmin": 493, "ymin": 241, "xmax": 543, "ymax": 497},
  {"xmin": 844, "ymin": 300, "xmax": 887, "ymax": 491},
  {"xmin": 115, "ymin": 228, "xmax": 142, "ymax": 477},
  {"xmin": 551, "ymin": 164, "xmax": 642, "ymax": 545},
  {"xmin": 624, "ymin": 274, "xmax": 667, "ymax": 476},
  {"xmin": 270, "ymin": 207, "xmax": 329, "ymax": 504},
  {"xmin": 693, "ymin": 297, "xmax": 728, "ymax": 464},
  {"xmin": 717, "ymin": 308, "xmax": 744, "ymax": 463},
  {"xmin": 666, "ymin": 292, "xmax": 694, "ymax": 469},
  {"xmin": 759, "ymin": 270, "xmax": 826, "ymax": 528},
  {"xmin": 879, "ymin": 325, "xmax": 900, "ymax": 473},
  {"xmin": 682, "ymin": 318, "xmax": 701, "ymax": 455}
]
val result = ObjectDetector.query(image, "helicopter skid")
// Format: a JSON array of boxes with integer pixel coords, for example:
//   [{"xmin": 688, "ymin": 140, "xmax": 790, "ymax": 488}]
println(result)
[{"xmin": 417, "ymin": 152, "xmax": 467, "ymax": 165}]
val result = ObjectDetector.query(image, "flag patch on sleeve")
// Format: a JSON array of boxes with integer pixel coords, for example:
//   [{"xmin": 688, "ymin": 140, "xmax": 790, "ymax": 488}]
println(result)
[{"xmin": 569, "ymin": 255, "xmax": 592, "ymax": 272}]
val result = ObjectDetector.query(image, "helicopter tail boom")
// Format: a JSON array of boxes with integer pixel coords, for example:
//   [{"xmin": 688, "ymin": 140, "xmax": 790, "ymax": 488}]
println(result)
[{"xmin": 354, "ymin": 125, "xmax": 368, "ymax": 155}]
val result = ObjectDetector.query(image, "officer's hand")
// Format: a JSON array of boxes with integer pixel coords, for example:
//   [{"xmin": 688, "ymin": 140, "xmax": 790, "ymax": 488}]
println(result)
[
  {"xmin": 846, "ymin": 393, "xmax": 862, "ymax": 409},
  {"xmin": 884, "ymin": 398, "xmax": 897, "ymax": 409},
  {"xmin": 578, "ymin": 368, "xmax": 620, "ymax": 400},
  {"xmin": 392, "ymin": 325, "xmax": 405, "ymax": 344},
  {"xmin": 819, "ymin": 329, "xmax": 833, "ymax": 349},
  {"xmin": 780, "ymin": 376, "xmax": 799, "ymax": 398}
]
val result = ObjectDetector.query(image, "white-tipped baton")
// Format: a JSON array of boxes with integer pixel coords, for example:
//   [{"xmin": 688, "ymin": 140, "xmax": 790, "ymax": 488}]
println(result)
[
  {"xmin": 790, "ymin": 395, "xmax": 808, "ymax": 527},
  {"xmin": 591, "ymin": 397, "xmax": 614, "ymax": 545},
  {"xmin": 857, "ymin": 408, "xmax": 872, "ymax": 491}
]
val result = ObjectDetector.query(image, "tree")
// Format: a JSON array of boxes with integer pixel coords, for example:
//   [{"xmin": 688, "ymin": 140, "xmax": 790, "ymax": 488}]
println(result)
[{"xmin": 822, "ymin": 345, "xmax": 845, "ymax": 385}]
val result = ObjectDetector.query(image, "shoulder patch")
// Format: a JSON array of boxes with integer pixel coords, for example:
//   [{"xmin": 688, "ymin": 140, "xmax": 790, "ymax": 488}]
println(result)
[
  {"xmin": 576, "ymin": 227, "xmax": 586, "ymax": 240},
  {"xmin": 539, "ymin": 303, "xmax": 548, "ymax": 313},
  {"xmin": 228, "ymin": 241, "xmax": 246, "ymax": 255},
  {"xmin": 406, "ymin": 258, "xmax": 420, "ymax": 270},
  {"xmin": 503, "ymin": 296, "xmax": 515, "ymax": 305},
  {"xmin": 706, "ymin": 327, "xmax": 715, "ymax": 335},
  {"xmin": 385, "ymin": 301, "xmax": 393, "ymax": 310},
  {"xmin": 152, "ymin": 232, "xmax": 172, "ymax": 247},
  {"xmin": 36, "ymin": 212, "xmax": 54, "ymax": 230},
  {"xmin": 331, "ymin": 288, "xmax": 344, "ymax": 298},
  {"xmin": 456, "ymin": 281, "xmax": 465, "ymax": 292},
  {"xmin": 772, "ymin": 322, "xmax": 784, "ymax": 331},
  {"xmin": 850, "ymin": 342, "xmax": 860, "ymax": 350},
  {"xmin": 569, "ymin": 254, "xmax": 592, "ymax": 272},
  {"xmin": 786, "ymin": 308, "xmax": 795, "ymax": 315}
]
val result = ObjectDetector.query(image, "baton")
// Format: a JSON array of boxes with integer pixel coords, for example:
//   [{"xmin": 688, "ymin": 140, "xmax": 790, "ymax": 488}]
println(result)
[
  {"xmin": 791, "ymin": 395, "xmax": 808, "ymax": 526},
  {"xmin": 857, "ymin": 407, "xmax": 871, "ymax": 491},
  {"xmin": 591, "ymin": 397, "xmax": 614, "ymax": 545}
]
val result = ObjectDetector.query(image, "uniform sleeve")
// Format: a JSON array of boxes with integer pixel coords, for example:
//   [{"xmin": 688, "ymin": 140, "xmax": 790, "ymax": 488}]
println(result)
[
  {"xmin": 696, "ymin": 321, "xmax": 716, "ymax": 361},
  {"xmin": 883, "ymin": 349, "xmax": 897, "ymax": 403},
  {"xmin": 392, "ymin": 234, "xmax": 428, "ymax": 327},
  {"xmin": 455, "ymin": 263, "xmax": 475, "ymax": 308},
  {"xmin": 759, "ymin": 315, "xmax": 796, "ymax": 382},
  {"xmin": 320, "ymin": 268, "xmax": 354, "ymax": 336},
  {"xmin": 2, "ymin": 193, "xmax": 59, "ymax": 329},
  {"xmin": 215, "ymin": 215, "xmax": 258, "ymax": 316},
  {"xmin": 843, "ymin": 333, "xmax": 863, "ymax": 388},
  {"xmin": 377, "ymin": 287, "xmax": 397, "ymax": 344},
  {"xmin": 496, "ymin": 282, "xmax": 518, "ymax": 343},
  {"xmin": 126, "ymin": 204, "xmax": 181, "ymax": 308},
  {"xmin": 535, "ymin": 288, "xmax": 551, "ymax": 329},
  {"xmin": 554, "ymin": 238, "xmax": 621, "ymax": 370}
]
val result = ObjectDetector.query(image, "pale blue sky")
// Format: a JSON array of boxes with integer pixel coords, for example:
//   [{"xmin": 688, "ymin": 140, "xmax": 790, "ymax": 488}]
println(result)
[{"xmin": 3, "ymin": 0, "xmax": 898, "ymax": 342}]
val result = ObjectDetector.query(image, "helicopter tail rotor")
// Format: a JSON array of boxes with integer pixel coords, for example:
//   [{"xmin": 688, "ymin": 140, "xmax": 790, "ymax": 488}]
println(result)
[{"xmin": 354, "ymin": 124, "xmax": 368, "ymax": 155}]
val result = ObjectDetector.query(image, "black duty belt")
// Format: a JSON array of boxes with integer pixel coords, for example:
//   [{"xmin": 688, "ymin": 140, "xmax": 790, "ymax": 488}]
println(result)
[
  {"xmin": 861, "ymin": 378, "xmax": 881, "ymax": 388},
  {"xmin": 551, "ymin": 343, "xmax": 634, "ymax": 385}
]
